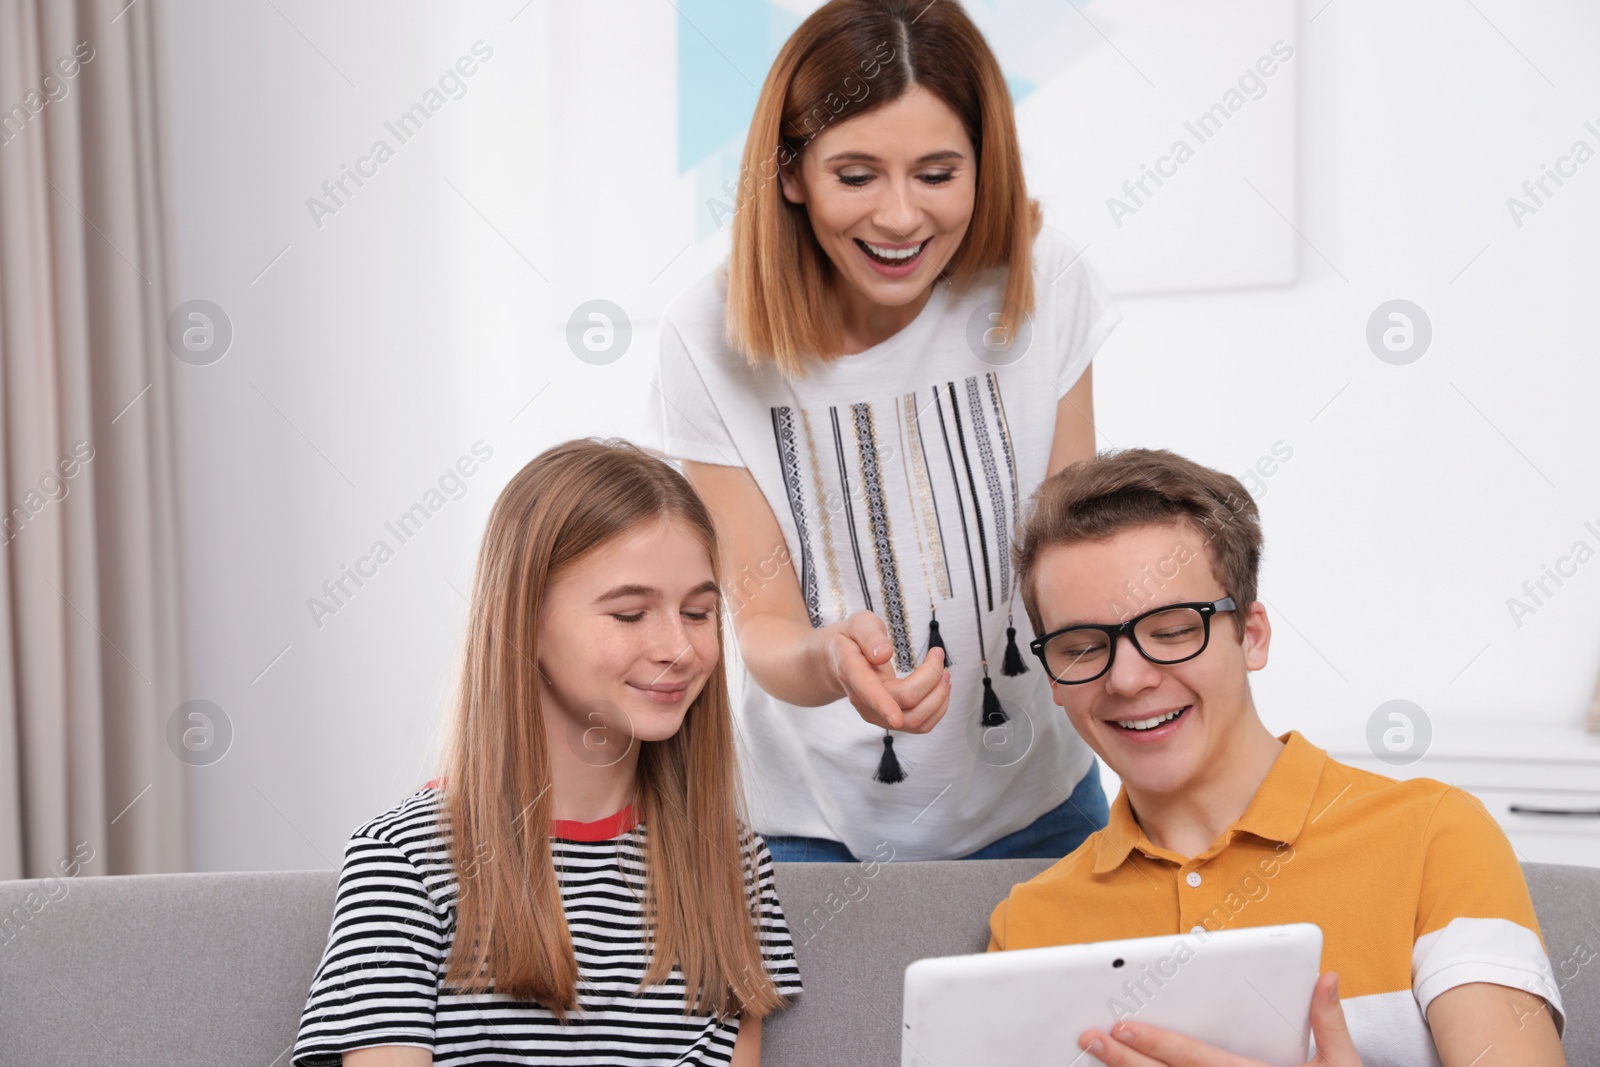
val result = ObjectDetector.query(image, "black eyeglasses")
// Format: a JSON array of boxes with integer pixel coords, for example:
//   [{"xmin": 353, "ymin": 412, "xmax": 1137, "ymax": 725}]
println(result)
[{"xmin": 1029, "ymin": 597, "xmax": 1237, "ymax": 685}]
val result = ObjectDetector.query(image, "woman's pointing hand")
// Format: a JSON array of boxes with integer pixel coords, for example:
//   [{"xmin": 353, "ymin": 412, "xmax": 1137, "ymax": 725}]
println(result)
[{"xmin": 824, "ymin": 610, "xmax": 951, "ymax": 733}]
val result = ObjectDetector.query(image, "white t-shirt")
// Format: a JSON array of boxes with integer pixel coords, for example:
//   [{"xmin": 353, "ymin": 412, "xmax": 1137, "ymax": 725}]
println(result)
[{"xmin": 649, "ymin": 224, "xmax": 1120, "ymax": 861}]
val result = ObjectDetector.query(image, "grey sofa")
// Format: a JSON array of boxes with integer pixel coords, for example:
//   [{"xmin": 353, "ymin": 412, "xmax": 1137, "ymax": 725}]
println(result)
[{"xmin": 1, "ymin": 859, "xmax": 1595, "ymax": 1065}]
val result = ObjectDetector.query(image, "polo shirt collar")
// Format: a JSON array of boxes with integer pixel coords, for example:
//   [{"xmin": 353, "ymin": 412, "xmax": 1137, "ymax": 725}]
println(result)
[{"xmin": 1091, "ymin": 730, "xmax": 1328, "ymax": 873}]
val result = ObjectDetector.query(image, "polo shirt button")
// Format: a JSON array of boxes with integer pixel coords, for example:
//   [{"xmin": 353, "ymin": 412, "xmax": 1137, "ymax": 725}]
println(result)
[
  {"xmin": 1190, "ymin": 925, "xmax": 1206, "ymax": 934},
  {"xmin": 1185, "ymin": 871, "xmax": 1202, "ymax": 887}
]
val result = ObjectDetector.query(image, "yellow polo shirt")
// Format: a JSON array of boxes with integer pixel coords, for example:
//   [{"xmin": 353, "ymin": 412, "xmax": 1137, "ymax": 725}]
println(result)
[{"xmin": 988, "ymin": 730, "xmax": 1566, "ymax": 1064}]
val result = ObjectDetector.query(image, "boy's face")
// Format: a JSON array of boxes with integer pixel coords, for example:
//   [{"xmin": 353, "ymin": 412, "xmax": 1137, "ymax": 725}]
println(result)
[{"xmin": 1033, "ymin": 521, "xmax": 1271, "ymax": 798}]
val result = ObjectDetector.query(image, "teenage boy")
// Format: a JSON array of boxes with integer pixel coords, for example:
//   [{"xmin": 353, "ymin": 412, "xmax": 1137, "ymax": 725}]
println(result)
[{"xmin": 988, "ymin": 448, "xmax": 1566, "ymax": 1067}]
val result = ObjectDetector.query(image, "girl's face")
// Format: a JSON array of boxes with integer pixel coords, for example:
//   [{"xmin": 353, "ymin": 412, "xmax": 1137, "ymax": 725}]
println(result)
[
  {"xmin": 535, "ymin": 519, "xmax": 721, "ymax": 758},
  {"xmin": 778, "ymin": 83, "xmax": 976, "ymax": 312}
]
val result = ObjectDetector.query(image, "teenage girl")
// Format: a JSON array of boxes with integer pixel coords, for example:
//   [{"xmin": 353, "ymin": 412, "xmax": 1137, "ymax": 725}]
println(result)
[{"xmin": 291, "ymin": 438, "xmax": 803, "ymax": 1066}]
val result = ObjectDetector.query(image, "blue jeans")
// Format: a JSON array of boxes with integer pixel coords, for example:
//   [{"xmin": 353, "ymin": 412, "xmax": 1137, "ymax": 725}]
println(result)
[{"xmin": 764, "ymin": 760, "xmax": 1111, "ymax": 862}]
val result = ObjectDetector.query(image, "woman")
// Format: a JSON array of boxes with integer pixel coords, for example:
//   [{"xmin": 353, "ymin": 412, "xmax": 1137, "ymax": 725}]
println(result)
[
  {"xmin": 292, "ymin": 439, "xmax": 802, "ymax": 1066},
  {"xmin": 653, "ymin": 0, "xmax": 1121, "ymax": 862}
]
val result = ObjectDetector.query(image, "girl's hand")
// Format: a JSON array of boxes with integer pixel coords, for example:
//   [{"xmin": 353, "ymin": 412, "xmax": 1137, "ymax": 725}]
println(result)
[
  {"xmin": 824, "ymin": 610, "xmax": 951, "ymax": 733},
  {"xmin": 1077, "ymin": 972, "xmax": 1361, "ymax": 1067}
]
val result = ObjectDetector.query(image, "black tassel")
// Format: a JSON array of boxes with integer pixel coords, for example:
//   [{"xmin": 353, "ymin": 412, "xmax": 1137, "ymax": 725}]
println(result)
[
  {"xmin": 925, "ymin": 617, "xmax": 952, "ymax": 666},
  {"xmin": 1001, "ymin": 624, "xmax": 1028, "ymax": 676},
  {"xmin": 874, "ymin": 734, "xmax": 906, "ymax": 784},
  {"xmin": 981, "ymin": 675, "xmax": 1008, "ymax": 726}
]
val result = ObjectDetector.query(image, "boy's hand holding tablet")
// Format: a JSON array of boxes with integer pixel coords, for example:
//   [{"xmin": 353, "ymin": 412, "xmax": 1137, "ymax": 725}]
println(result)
[{"xmin": 1079, "ymin": 972, "xmax": 1361, "ymax": 1067}]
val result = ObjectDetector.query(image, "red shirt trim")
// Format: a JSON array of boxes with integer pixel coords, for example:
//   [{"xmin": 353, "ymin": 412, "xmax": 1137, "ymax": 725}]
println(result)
[
  {"xmin": 551, "ymin": 804, "xmax": 640, "ymax": 841},
  {"xmin": 422, "ymin": 778, "xmax": 639, "ymax": 841}
]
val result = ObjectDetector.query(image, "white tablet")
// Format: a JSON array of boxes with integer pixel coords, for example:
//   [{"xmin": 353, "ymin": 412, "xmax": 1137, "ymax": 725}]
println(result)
[{"xmin": 902, "ymin": 923, "xmax": 1323, "ymax": 1067}]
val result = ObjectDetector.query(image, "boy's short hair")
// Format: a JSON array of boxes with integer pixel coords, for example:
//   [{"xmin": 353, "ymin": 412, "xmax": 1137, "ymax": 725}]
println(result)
[{"xmin": 1015, "ymin": 448, "xmax": 1264, "ymax": 642}]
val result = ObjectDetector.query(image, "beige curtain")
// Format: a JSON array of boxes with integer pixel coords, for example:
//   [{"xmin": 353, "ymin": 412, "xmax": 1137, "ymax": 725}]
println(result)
[{"xmin": 0, "ymin": 0, "xmax": 188, "ymax": 878}]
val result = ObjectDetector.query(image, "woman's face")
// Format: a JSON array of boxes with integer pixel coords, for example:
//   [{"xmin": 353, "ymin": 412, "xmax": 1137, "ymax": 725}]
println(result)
[
  {"xmin": 778, "ymin": 83, "xmax": 976, "ymax": 311},
  {"xmin": 535, "ymin": 518, "xmax": 721, "ymax": 763}
]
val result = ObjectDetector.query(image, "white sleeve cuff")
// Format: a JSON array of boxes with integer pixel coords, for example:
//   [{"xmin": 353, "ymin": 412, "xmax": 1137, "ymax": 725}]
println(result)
[{"xmin": 1412, "ymin": 916, "xmax": 1566, "ymax": 1038}]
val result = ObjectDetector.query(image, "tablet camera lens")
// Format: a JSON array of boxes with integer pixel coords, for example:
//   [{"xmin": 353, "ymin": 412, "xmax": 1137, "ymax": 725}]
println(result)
[{"xmin": 1112, "ymin": 958, "xmax": 1125, "ymax": 968}]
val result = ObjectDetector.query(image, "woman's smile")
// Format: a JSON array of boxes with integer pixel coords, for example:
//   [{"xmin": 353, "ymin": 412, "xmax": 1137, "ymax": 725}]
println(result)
[{"xmin": 854, "ymin": 235, "xmax": 933, "ymax": 276}]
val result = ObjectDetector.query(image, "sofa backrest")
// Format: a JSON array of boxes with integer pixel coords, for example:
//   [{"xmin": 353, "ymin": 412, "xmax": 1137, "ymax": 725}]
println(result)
[{"xmin": 0, "ymin": 860, "xmax": 1593, "ymax": 1065}]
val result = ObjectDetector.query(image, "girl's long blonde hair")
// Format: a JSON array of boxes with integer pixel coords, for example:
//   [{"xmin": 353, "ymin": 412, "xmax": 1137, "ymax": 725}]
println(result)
[
  {"xmin": 437, "ymin": 437, "xmax": 783, "ymax": 1022},
  {"xmin": 727, "ymin": 0, "xmax": 1041, "ymax": 377}
]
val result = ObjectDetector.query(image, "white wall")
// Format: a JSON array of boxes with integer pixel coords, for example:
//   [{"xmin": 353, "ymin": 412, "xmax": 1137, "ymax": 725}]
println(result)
[
  {"xmin": 161, "ymin": 0, "xmax": 1600, "ymax": 872},
  {"xmin": 164, "ymin": 0, "xmax": 562, "ymax": 871}
]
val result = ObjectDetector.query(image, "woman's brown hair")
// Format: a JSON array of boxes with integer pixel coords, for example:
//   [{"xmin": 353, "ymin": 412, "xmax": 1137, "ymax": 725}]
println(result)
[
  {"xmin": 1015, "ymin": 448, "xmax": 1264, "ymax": 642},
  {"xmin": 726, "ymin": 0, "xmax": 1041, "ymax": 377},
  {"xmin": 436, "ymin": 437, "xmax": 784, "ymax": 1022}
]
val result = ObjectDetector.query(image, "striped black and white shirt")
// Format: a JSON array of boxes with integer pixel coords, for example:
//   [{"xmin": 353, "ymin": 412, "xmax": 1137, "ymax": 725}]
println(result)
[{"xmin": 292, "ymin": 785, "xmax": 804, "ymax": 1066}]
